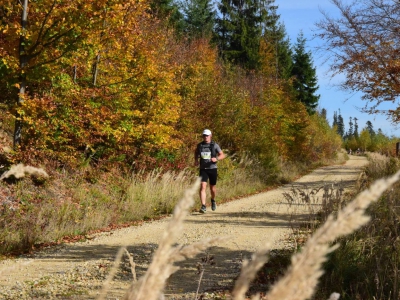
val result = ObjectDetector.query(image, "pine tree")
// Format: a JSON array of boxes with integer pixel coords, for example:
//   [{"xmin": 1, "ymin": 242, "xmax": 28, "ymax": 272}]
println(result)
[
  {"xmin": 366, "ymin": 120, "xmax": 375, "ymax": 136},
  {"xmin": 354, "ymin": 117, "xmax": 359, "ymax": 138},
  {"xmin": 150, "ymin": 0, "xmax": 184, "ymax": 31},
  {"xmin": 291, "ymin": 32, "xmax": 320, "ymax": 114},
  {"xmin": 333, "ymin": 111, "xmax": 338, "ymax": 128},
  {"xmin": 337, "ymin": 110, "xmax": 345, "ymax": 137},
  {"xmin": 181, "ymin": 0, "xmax": 215, "ymax": 39},
  {"xmin": 348, "ymin": 116, "xmax": 354, "ymax": 138},
  {"xmin": 215, "ymin": 0, "xmax": 274, "ymax": 70}
]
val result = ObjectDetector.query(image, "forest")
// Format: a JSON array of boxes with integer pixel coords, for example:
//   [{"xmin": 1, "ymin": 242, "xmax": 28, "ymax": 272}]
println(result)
[{"xmin": 0, "ymin": 0, "xmax": 346, "ymax": 172}]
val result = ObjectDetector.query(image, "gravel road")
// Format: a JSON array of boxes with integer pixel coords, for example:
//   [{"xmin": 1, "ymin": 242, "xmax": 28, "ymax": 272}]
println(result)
[{"xmin": 0, "ymin": 155, "xmax": 368, "ymax": 299}]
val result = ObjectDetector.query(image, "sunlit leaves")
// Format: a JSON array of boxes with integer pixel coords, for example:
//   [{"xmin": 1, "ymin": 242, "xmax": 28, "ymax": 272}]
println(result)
[
  {"xmin": 0, "ymin": 0, "xmax": 341, "ymax": 170},
  {"xmin": 316, "ymin": 0, "xmax": 400, "ymax": 119}
]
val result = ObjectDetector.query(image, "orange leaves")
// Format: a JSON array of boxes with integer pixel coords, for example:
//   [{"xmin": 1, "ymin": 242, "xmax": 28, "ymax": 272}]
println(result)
[{"xmin": 0, "ymin": 0, "xmax": 341, "ymax": 171}]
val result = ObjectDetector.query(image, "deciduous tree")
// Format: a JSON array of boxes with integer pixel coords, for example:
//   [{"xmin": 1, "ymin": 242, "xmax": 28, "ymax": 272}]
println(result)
[
  {"xmin": 359, "ymin": 128, "xmax": 371, "ymax": 151},
  {"xmin": 316, "ymin": 0, "xmax": 400, "ymax": 122},
  {"xmin": 0, "ymin": 0, "xmax": 93, "ymax": 148}
]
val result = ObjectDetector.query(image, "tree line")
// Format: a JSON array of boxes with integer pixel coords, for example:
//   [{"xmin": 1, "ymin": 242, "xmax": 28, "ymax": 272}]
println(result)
[
  {"xmin": 0, "ymin": 0, "xmax": 344, "ymax": 172},
  {"xmin": 333, "ymin": 110, "xmax": 395, "ymax": 154}
]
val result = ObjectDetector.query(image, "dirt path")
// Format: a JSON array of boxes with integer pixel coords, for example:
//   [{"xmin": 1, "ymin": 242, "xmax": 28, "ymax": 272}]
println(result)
[{"xmin": 0, "ymin": 155, "xmax": 368, "ymax": 299}]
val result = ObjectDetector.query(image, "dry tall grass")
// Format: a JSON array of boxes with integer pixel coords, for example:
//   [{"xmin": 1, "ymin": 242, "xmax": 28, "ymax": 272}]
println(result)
[
  {"xmin": 0, "ymin": 163, "xmax": 48, "ymax": 180},
  {"xmin": 111, "ymin": 169, "xmax": 400, "ymax": 300},
  {"xmin": 317, "ymin": 154, "xmax": 400, "ymax": 299},
  {"xmin": 0, "ymin": 153, "xmax": 270, "ymax": 255},
  {"xmin": 265, "ymin": 171, "xmax": 400, "ymax": 300}
]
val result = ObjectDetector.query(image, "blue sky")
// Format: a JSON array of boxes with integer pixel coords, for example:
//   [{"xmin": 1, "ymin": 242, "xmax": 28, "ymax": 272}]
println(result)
[{"xmin": 277, "ymin": 0, "xmax": 400, "ymax": 137}]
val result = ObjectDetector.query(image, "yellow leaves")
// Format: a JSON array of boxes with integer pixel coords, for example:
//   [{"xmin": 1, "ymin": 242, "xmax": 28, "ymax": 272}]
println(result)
[{"xmin": 2, "ymin": 25, "xmax": 9, "ymax": 34}]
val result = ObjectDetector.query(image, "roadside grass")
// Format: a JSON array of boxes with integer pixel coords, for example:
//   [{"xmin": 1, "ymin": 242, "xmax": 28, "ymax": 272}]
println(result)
[
  {"xmin": 0, "ymin": 150, "xmax": 346, "ymax": 257},
  {"xmin": 229, "ymin": 151, "xmax": 389, "ymax": 300},
  {"xmin": 0, "ymin": 153, "xmax": 267, "ymax": 256},
  {"xmin": 315, "ymin": 153, "xmax": 400, "ymax": 299},
  {"xmin": 248, "ymin": 179, "xmax": 347, "ymax": 299}
]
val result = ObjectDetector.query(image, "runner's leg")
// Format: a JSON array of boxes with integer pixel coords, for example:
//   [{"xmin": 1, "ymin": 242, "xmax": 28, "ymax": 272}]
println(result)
[
  {"xmin": 199, "ymin": 169, "xmax": 209, "ymax": 206},
  {"xmin": 210, "ymin": 185, "xmax": 216, "ymax": 200},
  {"xmin": 200, "ymin": 182, "xmax": 208, "ymax": 206},
  {"xmin": 209, "ymin": 169, "xmax": 217, "ymax": 200}
]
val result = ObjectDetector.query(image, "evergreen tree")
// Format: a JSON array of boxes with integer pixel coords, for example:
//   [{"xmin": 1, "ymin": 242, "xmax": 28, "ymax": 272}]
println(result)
[
  {"xmin": 320, "ymin": 108, "xmax": 328, "ymax": 122},
  {"xmin": 215, "ymin": 0, "xmax": 274, "ymax": 70},
  {"xmin": 354, "ymin": 117, "xmax": 359, "ymax": 138},
  {"xmin": 150, "ymin": 0, "xmax": 184, "ymax": 31},
  {"xmin": 261, "ymin": 6, "xmax": 293, "ymax": 80},
  {"xmin": 337, "ymin": 110, "xmax": 345, "ymax": 137},
  {"xmin": 333, "ymin": 111, "xmax": 338, "ymax": 128},
  {"xmin": 366, "ymin": 120, "xmax": 375, "ymax": 136},
  {"xmin": 291, "ymin": 32, "xmax": 320, "ymax": 114},
  {"xmin": 276, "ymin": 27, "xmax": 293, "ymax": 80},
  {"xmin": 181, "ymin": 0, "xmax": 215, "ymax": 39},
  {"xmin": 347, "ymin": 116, "xmax": 354, "ymax": 138}
]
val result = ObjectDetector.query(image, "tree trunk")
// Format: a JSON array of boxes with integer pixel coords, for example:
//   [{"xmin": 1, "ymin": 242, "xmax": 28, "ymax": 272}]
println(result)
[{"xmin": 14, "ymin": 0, "xmax": 29, "ymax": 149}]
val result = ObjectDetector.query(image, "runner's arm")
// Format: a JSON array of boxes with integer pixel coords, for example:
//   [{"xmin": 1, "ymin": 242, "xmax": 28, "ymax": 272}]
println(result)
[{"xmin": 211, "ymin": 150, "xmax": 225, "ymax": 162}]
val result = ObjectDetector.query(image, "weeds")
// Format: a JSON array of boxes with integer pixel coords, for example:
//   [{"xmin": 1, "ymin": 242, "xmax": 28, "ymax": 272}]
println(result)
[
  {"xmin": 282, "ymin": 181, "xmax": 344, "ymax": 250},
  {"xmin": 196, "ymin": 252, "xmax": 216, "ymax": 300},
  {"xmin": 0, "ymin": 164, "xmax": 49, "ymax": 181},
  {"xmin": 317, "ymin": 154, "xmax": 400, "ymax": 299},
  {"xmin": 0, "ymin": 153, "xmax": 270, "ymax": 255}
]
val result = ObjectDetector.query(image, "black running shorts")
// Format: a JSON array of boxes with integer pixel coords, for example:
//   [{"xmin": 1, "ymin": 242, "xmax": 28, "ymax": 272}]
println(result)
[{"xmin": 199, "ymin": 169, "xmax": 218, "ymax": 185}]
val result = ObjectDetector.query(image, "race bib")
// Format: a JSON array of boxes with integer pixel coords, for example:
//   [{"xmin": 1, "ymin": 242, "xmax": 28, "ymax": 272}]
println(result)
[{"xmin": 201, "ymin": 152, "xmax": 211, "ymax": 160}]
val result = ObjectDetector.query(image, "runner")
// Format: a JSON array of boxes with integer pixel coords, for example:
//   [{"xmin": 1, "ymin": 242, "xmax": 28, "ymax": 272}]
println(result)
[{"xmin": 194, "ymin": 129, "xmax": 225, "ymax": 213}]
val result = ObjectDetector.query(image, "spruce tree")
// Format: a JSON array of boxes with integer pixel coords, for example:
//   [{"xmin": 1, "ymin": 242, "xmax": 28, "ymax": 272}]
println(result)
[
  {"xmin": 320, "ymin": 108, "xmax": 328, "ymax": 121},
  {"xmin": 348, "ymin": 116, "xmax": 354, "ymax": 137},
  {"xmin": 337, "ymin": 110, "xmax": 345, "ymax": 137},
  {"xmin": 215, "ymin": 0, "xmax": 274, "ymax": 70},
  {"xmin": 366, "ymin": 120, "xmax": 375, "ymax": 136},
  {"xmin": 354, "ymin": 117, "xmax": 359, "ymax": 138},
  {"xmin": 260, "ymin": 4, "xmax": 293, "ymax": 80},
  {"xmin": 333, "ymin": 111, "xmax": 338, "ymax": 128},
  {"xmin": 181, "ymin": 0, "xmax": 215, "ymax": 39},
  {"xmin": 291, "ymin": 32, "xmax": 320, "ymax": 114},
  {"xmin": 150, "ymin": 0, "xmax": 184, "ymax": 31}
]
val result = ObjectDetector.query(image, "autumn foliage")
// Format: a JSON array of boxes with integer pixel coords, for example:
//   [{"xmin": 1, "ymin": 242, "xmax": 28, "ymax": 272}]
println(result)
[{"xmin": 0, "ymin": 0, "xmax": 341, "ymax": 172}]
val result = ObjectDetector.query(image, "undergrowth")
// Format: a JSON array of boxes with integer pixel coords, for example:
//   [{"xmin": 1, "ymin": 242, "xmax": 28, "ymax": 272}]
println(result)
[
  {"xmin": 0, "ymin": 153, "xmax": 267, "ymax": 256},
  {"xmin": 316, "ymin": 153, "xmax": 400, "ymax": 300}
]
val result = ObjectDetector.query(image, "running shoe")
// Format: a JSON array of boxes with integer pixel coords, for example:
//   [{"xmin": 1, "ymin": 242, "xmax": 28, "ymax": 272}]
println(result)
[
  {"xmin": 199, "ymin": 205, "xmax": 206, "ymax": 213},
  {"xmin": 211, "ymin": 199, "xmax": 216, "ymax": 211}
]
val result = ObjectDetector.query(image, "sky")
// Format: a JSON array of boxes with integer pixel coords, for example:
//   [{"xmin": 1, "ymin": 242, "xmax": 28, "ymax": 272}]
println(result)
[{"xmin": 277, "ymin": 0, "xmax": 400, "ymax": 137}]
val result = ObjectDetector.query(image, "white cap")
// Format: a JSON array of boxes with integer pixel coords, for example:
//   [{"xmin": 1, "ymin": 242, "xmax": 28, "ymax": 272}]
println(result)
[{"xmin": 202, "ymin": 129, "xmax": 212, "ymax": 135}]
